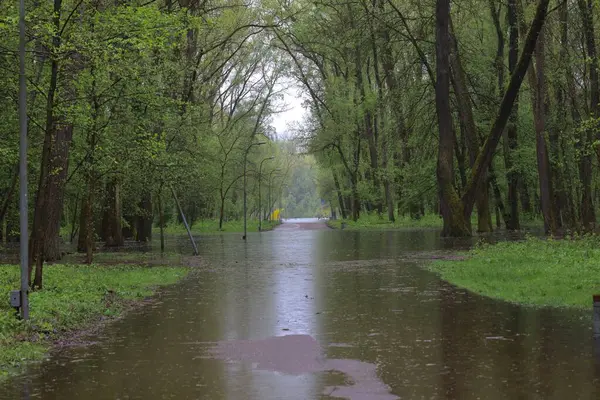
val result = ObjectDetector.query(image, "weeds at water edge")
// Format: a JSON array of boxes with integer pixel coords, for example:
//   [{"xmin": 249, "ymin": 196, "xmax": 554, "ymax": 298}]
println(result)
[{"xmin": 0, "ymin": 264, "xmax": 188, "ymax": 379}]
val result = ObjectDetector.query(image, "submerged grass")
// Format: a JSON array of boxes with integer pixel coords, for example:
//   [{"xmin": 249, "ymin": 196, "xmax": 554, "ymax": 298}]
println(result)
[
  {"xmin": 0, "ymin": 263, "xmax": 188, "ymax": 379},
  {"xmin": 429, "ymin": 236, "xmax": 600, "ymax": 308}
]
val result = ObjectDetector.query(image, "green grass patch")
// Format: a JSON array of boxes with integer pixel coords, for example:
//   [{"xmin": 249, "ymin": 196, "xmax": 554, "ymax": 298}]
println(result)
[
  {"xmin": 0, "ymin": 263, "xmax": 188, "ymax": 380},
  {"xmin": 157, "ymin": 219, "xmax": 281, "ymax": 235},
  {"xmin": 63, "ymin": 252, "xmax": 185, "ymax": 266},
  {"xmin": 428, "ymin": 236, "xmax": 600, "ymax": 308},
  {"xmin": 327, "ymin": 213, "xmax": 444, "ymax": 230},
  {"xmin": 327, "ymin": 212, "xmax": 544, "ymax": 231}
]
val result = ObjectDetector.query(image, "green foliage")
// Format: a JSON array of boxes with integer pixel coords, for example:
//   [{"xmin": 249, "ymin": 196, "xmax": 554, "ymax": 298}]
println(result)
[
  {"xmin": 429, "ymin": 236, "xmax": 600, "ymax": 308},
  {"xmin": 158, "ymin": 219, "xmax": 281, "ymax": 234},
  {"xmin": 0, "ymin": 264, "xmax": 188, "ymax": 379},
  {"xmin": 281, "ymin": 155, "xmax": 322, "ymax": 218},
  {"xmin": 327, "ymin": 213, "xmax": 445, "ymax": 230}
]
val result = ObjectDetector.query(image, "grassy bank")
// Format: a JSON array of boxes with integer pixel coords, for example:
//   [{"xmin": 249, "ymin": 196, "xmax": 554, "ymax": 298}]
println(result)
[
  {"xmin": 429, "ymin": 236, "xmax": 600, "ymax": 308},
  {"xmin": 156, "ymin": 219, "xmax": 281, "ymax": 235},
  {"xmin": 327, "ymin": 213, "xmax": 544, "ymax": 231},
  {"xmin": 0, "ymin": 263, "xmax": 188, "ymax": 379},
  {"xmin": 327, "ymin": 213, "xmax": 444, "ymax": 230}
]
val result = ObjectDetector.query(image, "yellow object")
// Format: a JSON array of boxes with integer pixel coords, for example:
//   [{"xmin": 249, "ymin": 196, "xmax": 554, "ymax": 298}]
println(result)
[{"xmin": 270, "ymin": 208, "xmax": 281, "ymax": 221}]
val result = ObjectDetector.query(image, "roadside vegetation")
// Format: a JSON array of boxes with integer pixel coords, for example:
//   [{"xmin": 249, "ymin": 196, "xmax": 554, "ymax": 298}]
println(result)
[
  {"xmin": 326, "ymin": 213, "xmax": 543, "ymax": 231},
  {"xmin": 156, "ymin": 220, "xmax": 281, "ymax": 235},
  {"xmin": 0, "ymin": 264, "xmax": 188, "ymax": 380},
  {"xmin": 327, "ymin": 213, "xmax": 444, "ymax": 230},
  {"xmin": 429, "ymin": 236, "xmax": 600, "ymax": 308}
]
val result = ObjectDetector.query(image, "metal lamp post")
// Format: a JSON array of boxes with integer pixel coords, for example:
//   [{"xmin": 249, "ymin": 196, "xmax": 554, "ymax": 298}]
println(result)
[
  {"xmin": 258, "ymin": 156, "xmax": 274, "ymax": 232},
  {"xmin": 243, "ymin": 141, "xmax": 266, "ymax": 240},
  {"xmin": 17, "ymin": 0, "xmax": 29, "ymax": 319}
]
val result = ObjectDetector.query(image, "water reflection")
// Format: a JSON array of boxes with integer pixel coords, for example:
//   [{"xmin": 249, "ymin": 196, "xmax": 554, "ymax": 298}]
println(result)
[{"xmin": 1, "ymin": 224, "xmax": 598, "ymax": 399}]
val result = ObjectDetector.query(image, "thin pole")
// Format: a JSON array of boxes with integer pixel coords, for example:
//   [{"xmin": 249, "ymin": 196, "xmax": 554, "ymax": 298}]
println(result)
[
  {"xmin": 158, "ymin": 190, "xmax": 164, "ymax": 253},
  {"xmin": 258, "ymin": 156, "xmax": 273, "ymax": 232},
  {"xmin": 170, "ymin": 186, "xmax": 198, "ymax": 256},
  {"xmin": 242, "ymin": 141, "xmax": 266, "ymax": 240},
  {"xmin": 18, "ymin": 0, "xmax": 29, "ymax": 320},
  {"xmin": 258, "ymin": 165, "xmax": 262, "ymax": 232},
  {"xmin": 243, "ymin": 151, "xmax": 247, "ymax": 240}
]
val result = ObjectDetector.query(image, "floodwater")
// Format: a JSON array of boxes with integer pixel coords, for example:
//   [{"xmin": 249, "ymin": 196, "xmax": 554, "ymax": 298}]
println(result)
[{"xmin": 2, "ymin": 219, "xmax": 600, "ymax": 399}]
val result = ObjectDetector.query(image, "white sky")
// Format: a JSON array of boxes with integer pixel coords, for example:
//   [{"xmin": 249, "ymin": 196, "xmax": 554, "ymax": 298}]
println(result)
[{"xmin": 271, "ymin": 83, "xmax": 307, "ymax": 138}]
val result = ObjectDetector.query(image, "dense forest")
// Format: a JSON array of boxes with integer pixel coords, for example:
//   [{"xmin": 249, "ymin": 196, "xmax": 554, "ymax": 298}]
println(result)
[
  {"xmin": 2, "ymin": 0, "xmax": 600, "ymax": 285},
  {"xmin": 292, "ymin": 0, "xmax": 600, "ymax": 237}
]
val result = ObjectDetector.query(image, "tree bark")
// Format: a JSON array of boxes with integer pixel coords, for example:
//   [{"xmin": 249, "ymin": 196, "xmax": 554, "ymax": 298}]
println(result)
[
  {"xmin": 460, "ymin": 0, "xmax": 550, "ymax": 220},
  {"xmin": 578, "ymin": 0, "xmax": 598, "ymax": 230},
  {"xmin": 436, "ymin": 0, "xmax": 550, "ymax": 236},
  {"xmin": 158, "ymin": 190, "xmax": 165, "ymax": 253},
  {"xmin": 449, "ymin": 21, "xmax": 492, "ymax": 232},
  {"xmin": 32, "ymin": 124, "xmax": 72, "ymax": 266},
  {"xmin": 102, "ymin": 178, "xmax": 124, "ymax": 247},
  {"xmin": 0, "ymin": 165, "xmax": 19, "ymax": 225},
  {"xmin": 354, "ymin": 56, "xmax": 382, "ymax": 214},
  {"xmin": 29, "ymin": 0, "xmax": 77, "ymax": 288},
  {"xmin": 532, "ymin": 28, "xmax": 557, "ymax": 234},
  {"xmin": 332, "ymin": 170, "xmax": 347, "ymax": 220},
  {"xmin": 551, "ymin": 0, "xmax": 573, "ymax": 230},
  {"xmin": 436, "ymin": 0, "xmax": 471, "ymax": 236},
  {"xmin": 136, "ymin": 193, "xmax": 153, "ymax": 242},
  {"xmin": 505, "ymin": 0, "xmax": 521, "ymax": 230},
  {"xmin": 77, "ymin": 177, "xmax": 96, "ymax": 253}
]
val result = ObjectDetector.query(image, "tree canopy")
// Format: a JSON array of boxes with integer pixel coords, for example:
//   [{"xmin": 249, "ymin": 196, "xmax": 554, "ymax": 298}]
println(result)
[{"xmin": 2, "ymin": 0, "xmax": 600, "ymax": 287}]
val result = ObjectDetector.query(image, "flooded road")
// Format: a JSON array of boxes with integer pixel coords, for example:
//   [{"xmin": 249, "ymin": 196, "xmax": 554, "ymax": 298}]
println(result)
[{"xmin": 2, "ymin": 219, "xmax": 600, "ymax": 399}]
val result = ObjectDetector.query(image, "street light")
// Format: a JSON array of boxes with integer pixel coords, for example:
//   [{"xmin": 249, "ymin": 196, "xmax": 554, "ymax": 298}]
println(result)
[
  {"xmin": 243, "ymin": 141, "xmax": 266, "ymax": 240},
  {"xmin": 258, "ymin": 156, "xmax": 275, "ymax": 232},
  {"xmin": 17, "ymin": 0, "xmax": 29, "ymax": 319},
  {"xmin": 267, "ymin": 169, "xmax": 281, "ymax": 222}
]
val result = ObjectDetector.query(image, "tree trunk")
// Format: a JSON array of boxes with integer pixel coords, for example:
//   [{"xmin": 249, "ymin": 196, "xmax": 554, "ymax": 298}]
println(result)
[
  {"xmin": 29, "ymin": 0, "xmax": 76, "ymax": 288},
  {"xmin": 355, "ymin": 71, "xmax": 381, "ymax": 213},
  {"xmin": 551, "ymin": 0, "xmax": 574, "ymax": 230},
  {"xmin": 578, "ymin": 0, "xmax": 598, "ymax": 230},
  {"xmin": 532, "ymin": 28, "xmax": 557, "ymax": 234},
  {"xmin": 351, "ymin": 178, "xmax": 360, "ymax": 221},
  {"xmin": 77, "ymin": 183, "xmax": 94, "ymax": 255},
  {"xmin": 32, "ymin": 124, "xmax": 72, "ymax": 266},
  {"xmin": 436, "ymin": 0, "xmax": 550, "ymax": 236},
  {"xmin": 505, "ymin": 0, "xmax": 521, "ymax": 230},
  {"xmin": 219, "ymin": 195, "xmax": 225, "ymax": 230},
  {"xmin": 436, "ymin": 0, "xmax": 471, "ymax": 236},
  {"xmin": 158, "ymin": 191, "xmax": 165, "ymax": 253},
  {"xmin": 0, "ymin": 165, "xmax": 18, "ymax": 225},
  {"xmin": 102, "ymin": 178, "xmax": 124, "ymax": 247},
  {"xmin": 460, "ymin": 0, "xmax": 550, "ymax": 220},
  {"xmin": 136, "ymin": 193, "xmax": 153, "ymax": 242},
  {"xmin": 579, "ymin": 0, "xmax": 600, "ymax": 165},
  {"xmin": 332, "ymin": 170, "xmax": 347, "ymax": 220},
  {"xmin": 449, "ymin": 21, "xmax": 492, "ymax": 232}
]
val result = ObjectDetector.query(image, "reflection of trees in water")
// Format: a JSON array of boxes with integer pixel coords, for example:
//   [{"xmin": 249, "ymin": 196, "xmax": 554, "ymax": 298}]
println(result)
[{"xmin": 316, "ymin": 230, "xmax": 598, "ymax": 399}]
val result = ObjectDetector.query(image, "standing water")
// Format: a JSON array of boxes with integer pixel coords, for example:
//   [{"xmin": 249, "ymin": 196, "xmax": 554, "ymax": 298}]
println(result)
[{"xmin": 2, "ymin": 219, "xmax": 599, "ymax": 399}]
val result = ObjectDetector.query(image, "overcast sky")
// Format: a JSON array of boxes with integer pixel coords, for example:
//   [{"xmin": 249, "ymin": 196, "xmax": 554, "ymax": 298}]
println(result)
[{"xmin": 271, "ymin": 83, "xmax": 306, "ymax": 138}]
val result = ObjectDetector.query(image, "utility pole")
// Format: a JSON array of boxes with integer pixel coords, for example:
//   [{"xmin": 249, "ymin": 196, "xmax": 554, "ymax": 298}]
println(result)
[
  {"xmin": 18, "ymin": 0, "xmax": 29, "ymax": 319},
  {"xmin": 243, "ymin": 141, "xmax": 266, "ymax": 240},
  {"xmin": 258, "ymin": 156, "xmax": 274, "ymax": 232}
]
